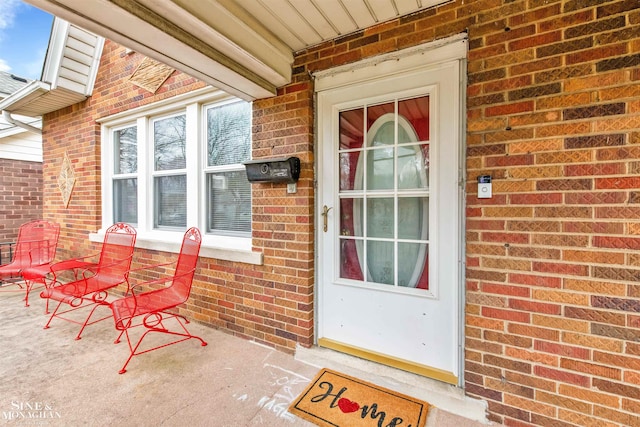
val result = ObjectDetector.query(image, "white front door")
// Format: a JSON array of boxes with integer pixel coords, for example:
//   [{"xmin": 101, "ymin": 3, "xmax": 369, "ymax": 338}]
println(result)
[{"xmin": 316, "ymin": 40, "xmax": 465, "ymax": 384}]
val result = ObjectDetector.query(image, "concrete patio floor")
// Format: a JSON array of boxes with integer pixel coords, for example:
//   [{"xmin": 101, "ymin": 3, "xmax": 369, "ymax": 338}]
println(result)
[{"xmin": 0, "ymin": 289, "xmax": 497, "ymax": 426}]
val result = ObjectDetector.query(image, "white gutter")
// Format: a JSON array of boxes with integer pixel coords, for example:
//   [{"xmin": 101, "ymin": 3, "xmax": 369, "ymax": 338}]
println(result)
[{"xmin": 2, "ymin": 111, "xmax": 42, "ymax": 134}]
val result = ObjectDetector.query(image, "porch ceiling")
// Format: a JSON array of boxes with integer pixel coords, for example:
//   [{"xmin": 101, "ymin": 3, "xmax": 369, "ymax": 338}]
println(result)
[{"xmin": 25, "ymin": 0, "xmax": 448, "ymax": 100}]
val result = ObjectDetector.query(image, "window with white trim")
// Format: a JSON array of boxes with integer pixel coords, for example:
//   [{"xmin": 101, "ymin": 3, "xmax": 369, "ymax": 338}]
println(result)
[
  {"xmin": 205, "ymin": 101, "xmax": 251, "ymax": 235},
  {"xmin": 101, "ymin": 90, "xmax": 253, "ymax": 254},
  {"xmin": 113, "ymin": 125, "xmax": 138, "ymax": 225},
  {"xmin": 153, "ymin": 113, "xmax": 187, "ymax": 229}
]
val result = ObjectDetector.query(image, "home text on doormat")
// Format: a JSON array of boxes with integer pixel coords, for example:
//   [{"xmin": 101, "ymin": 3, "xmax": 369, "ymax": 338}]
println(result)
[{"xmin": 289, "ymin": 368, "xmax": 429, "ymax": 427}]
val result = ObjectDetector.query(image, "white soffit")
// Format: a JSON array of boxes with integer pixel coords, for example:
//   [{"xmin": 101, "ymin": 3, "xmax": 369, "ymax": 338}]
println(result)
[
  {"xmin": 26, "ymin": 0, "xmax": 451, "ymax": 100},
  {"xmin": 26, "ymin": 0, "xmax": 294, "ymax": 100},
  {"xmin": 237, "ymin": 0, "xmax": 452, "ymax": 51}
]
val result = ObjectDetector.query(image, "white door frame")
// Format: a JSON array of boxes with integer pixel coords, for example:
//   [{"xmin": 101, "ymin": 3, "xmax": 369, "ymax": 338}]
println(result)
[{"xmin": 314, "ymin": 35, "xmax": 467, "ymax": 385}]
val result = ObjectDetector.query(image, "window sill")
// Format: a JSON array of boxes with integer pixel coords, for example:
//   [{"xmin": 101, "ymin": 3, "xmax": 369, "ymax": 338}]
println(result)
[{"xmin": 89, "ymin": 231, "xmax": 263, "ymax": 265}]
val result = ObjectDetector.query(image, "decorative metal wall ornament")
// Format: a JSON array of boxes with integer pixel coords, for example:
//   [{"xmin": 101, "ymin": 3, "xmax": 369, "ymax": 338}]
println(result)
[
  {"xmin": 58, "ymin": 151, "xmax": 76, "ymax": 208},
  {"xmin": 129, "ymin": 57, "xmax": 175, "ymax": 93}
]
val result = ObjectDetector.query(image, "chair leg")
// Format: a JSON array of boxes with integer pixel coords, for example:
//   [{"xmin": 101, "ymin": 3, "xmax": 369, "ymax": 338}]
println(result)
[
  {"xmin": 74, "ymin": 302, "xmax": 106, "ymax": 340},
  {"xmin": 43, "ymin": 300, "xmax": 64, "ymax": 329},
  {"xmin": 118, "ymin": 328, "xmax": 143, "ymax": 374},
  {"xmin": 42, "ymin": 290, "xmax": 113, "ymax": 339},
  {"xmin": 34, "ymin": 275, "xmax": 59, "ymax": 314},
  {"xmin": 0, "ymin": 279, "xmax": 32, "ymax": 307},
  {"xmin": 116, "ymin": 314, "xmax": 207, "ymax": 374},
  {"xmin": 23, "ymin": 279, "xmax": 45, "ymax": 308},
  {"xmin": 174, "ymin": 315, "xmax": 208, "ymax": 347},
  {"xmin": 114, "ymin": 329, "xmax": 126, "ymax": 344},
  {"xmin": 23, "ymin": 280, "xmax": 31, "ymax": 307},
  {"xmin": 42, "ymin": 297, "xmax": 85, "ymax": 330}
]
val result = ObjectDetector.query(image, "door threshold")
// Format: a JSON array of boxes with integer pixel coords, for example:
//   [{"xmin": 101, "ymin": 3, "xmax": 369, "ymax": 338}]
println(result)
[
  {"xmin": 318, "ymin": 337, "xmax": 458, "ymax": 384},
  {"xmin": 295, "ymin": 343, "xmax": 489, "ymax": 424}
]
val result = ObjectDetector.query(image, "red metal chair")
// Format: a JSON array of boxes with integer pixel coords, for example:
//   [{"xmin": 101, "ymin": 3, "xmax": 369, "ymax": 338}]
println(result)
[
  {"xmin": 110, "ymin": 227, "xmax": 205, "ymax": 374},
  {"xmin": 23, "ymin": 255, "xmax": 101, "ymax": 314},
  {"xmin": 0, "ymin": 220, "xmax": 60, "ymax": 307},
  {"xmin": 23, "ymin": 238, "xmax": 104, "ymax": 313},
  {"xmin": 40, "ymin": 222, "xmax": 137, "ymax": 340}
]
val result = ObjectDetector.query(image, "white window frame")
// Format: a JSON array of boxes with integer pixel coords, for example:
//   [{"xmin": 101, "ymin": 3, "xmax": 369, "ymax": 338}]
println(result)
[
  {"xmin": 97, "ymin": 87, "xmax": 262, "ymax": 265},
  {"xmin": 111, "ymin": 123, "xmax": 138, "ymax": 226},
  {"xmin": 150, "ymin": 111, "xmax": 188, "ymax": 230},
  {"xmin": 202, "ymin": 99, "xmax": 253, "ymax": 238}
]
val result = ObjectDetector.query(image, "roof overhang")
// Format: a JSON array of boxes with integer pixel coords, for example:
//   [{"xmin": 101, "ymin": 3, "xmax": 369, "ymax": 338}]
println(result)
[
  {"xmin": 25, "ymin": 0, "xmax": 294, "ymax": 101},
  {"xmin": 0, "ymin": 80, "xmax": 47, "ymax": 114},
  {"xmin": 1, "ymin": 16, "xmax": 104, "ymax": 118},
  {"xmin": 0, "ymin": 80, "xmax": 68, "ymax": 117}
]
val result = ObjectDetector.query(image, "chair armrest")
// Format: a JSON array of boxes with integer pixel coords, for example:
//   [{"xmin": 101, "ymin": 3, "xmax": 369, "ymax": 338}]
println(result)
[
  {"xmin": 90, "ymin": 254, "xmax": 135, "ymax": 277},
  {"xmin": 128, "ymin": 267, "xmax": 194, "ymax": 292},
  {"xmin": 50, "ymin": 253, "xmax": 100, "ymax": 272},
  {"xmin": 128, "ymin": 276, "xmax": 172, "ymax": 294},
  {"xmin": 127, "ymin": 260, "xmax": 177, "ymax": 274},
  {"xmin": 60, "ymin": 255, "xmax": 134, "ymax": 296},
  {"xmin": 125, "ymin": 261, "xmax": 179, "ymax": 294},
  {"xmin": 48, "ymin": 255, "xmax": 99, "ymax": 285}
]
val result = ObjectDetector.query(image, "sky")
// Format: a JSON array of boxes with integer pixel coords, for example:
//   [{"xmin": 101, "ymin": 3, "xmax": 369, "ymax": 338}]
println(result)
[{"xmin": 0, "ymin": 0, "xmax": 53, "ymax": 80}]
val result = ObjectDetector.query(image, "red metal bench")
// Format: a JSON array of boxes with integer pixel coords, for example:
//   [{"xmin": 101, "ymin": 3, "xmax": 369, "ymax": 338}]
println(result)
[
  {"xmin": 110, "ymin": 227, "xmax": 205, "ymax": 374},
  {"xmin": 40, "ymin": 222, "xmax": 136, "ymax": 340},
  {"xmin": 0, "ymin": 220, "xmax": 60, "ymax": 307}
]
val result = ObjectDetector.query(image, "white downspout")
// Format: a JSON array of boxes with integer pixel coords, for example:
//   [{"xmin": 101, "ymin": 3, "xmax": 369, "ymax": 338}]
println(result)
[{"xmin": 2, "ymin": 111, "xmax": 42, "ymax": 134}]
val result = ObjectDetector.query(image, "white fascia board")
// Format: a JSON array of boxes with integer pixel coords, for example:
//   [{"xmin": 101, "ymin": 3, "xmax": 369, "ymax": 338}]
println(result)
[
  {"xmin": 84, "ymin": 36, "xmax": 105, "ymax": 97},
  {"xmin": 159, "ymin": 0, "xmax": 293, "ymax": 84},
  {"xmin": 41, "ymin": 18, "xmax": 69, "ymax": 86},
  {"xmin": 25, "ymin": 0, "xmax": 292, "ymax": 100}
]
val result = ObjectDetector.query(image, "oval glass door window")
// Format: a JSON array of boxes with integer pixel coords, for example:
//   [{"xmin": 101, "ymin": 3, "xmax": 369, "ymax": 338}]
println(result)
[{"xmin": 352, "ymin": 112, "xmax": 429, "ymax": 289}]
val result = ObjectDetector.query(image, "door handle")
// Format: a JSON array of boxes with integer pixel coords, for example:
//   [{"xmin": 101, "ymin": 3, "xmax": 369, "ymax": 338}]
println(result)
[{"xmin": 321, "ymin": 205, "xmax": 333, "ymax": 232}]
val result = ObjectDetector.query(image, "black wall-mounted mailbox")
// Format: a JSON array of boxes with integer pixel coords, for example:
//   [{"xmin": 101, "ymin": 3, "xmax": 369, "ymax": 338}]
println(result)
[{"xmin": 244, "ymin": 156, "xmax": 300, "ymax": 184}]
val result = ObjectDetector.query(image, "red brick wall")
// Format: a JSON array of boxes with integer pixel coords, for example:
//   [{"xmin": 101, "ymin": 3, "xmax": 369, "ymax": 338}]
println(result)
[
  {"xmin": 463, "ymin": 2, "xmax": 640, "ymax": 426},
  {"xmin": 244, "ymin": 84, "xmax": 315, "ymax": 349},
  {"xmin": 0, "ymin": 158, "xmax": 42, "ymax": 261},
  {"xmin": 290, "ymin": 0, "xmax": 640, "ymax": 425}
]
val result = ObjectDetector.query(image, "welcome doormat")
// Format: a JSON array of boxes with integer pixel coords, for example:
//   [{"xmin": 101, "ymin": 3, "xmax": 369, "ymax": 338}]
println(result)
[{"xmin": 289, "ymin": 368, "xmax": 429, "ymax": 427}]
